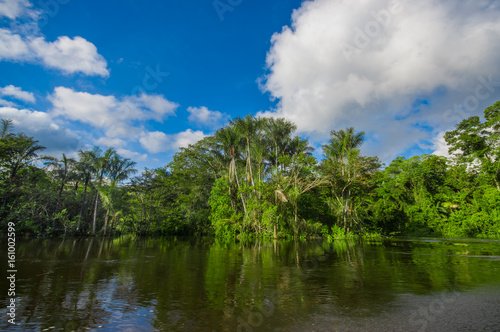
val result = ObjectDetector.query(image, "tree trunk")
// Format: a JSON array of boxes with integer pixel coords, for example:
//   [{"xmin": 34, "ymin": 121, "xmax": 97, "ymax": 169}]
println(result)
[
  {"xmin": 246, "ymin": 139, "xmax": 255, "ymax": 187},
  {"xmin": 275, "ymin": 142, "xmax": 279, "ymax": 169},
  {"xmin": 294, "ymin": 201, "xmax": 298, "ymax": 238},
  {"xmin": 234, "ymin": 163, "xmax": 247, "ymax": 216},
  {"xmin": 55, "ymin": 180, "xmax": 64, "ymax": 214},
  {"xmin": 77, "ymin": 178, "xmax": 89, "ymax": 232},
  {"xmin": 103, "ymin": 208, "xmax": 110, "ymax": 236},
  {"xmin": 110, "ymin": 218, "xmax": 115, "ymax": 236},
  {"xmin": 92, "ymin": 191, "xmax": 99, "ymax": 235},
  {"xmin": 53, "ymin": 179, "xmax": 66, "ymax": 229},
  {"xmin": 343, "ymin": 192, "xmax": 348, "ymax": 232}
]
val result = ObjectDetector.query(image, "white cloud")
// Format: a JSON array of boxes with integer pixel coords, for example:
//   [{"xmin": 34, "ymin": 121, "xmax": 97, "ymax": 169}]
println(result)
[
  {"xmin": 50, "ymin": 87, "xmax": 178, "ymax": 139},
  {"xmin": 0, "ymin": 0, "xmax": 38, "ymax": 19},
  {"xmin": 187, "ymin": 106, "xmax": 230, "ymax": 128},
  {"xmin": 116, "ymin": 148, "xmax": 148, "ymax": 162},
  {"xmin": 0, "ymin": 28, "xmax": 109, "ymax": 77},
  {"xmin": 95, "ymin": 137, "xmax": 127, "ymax": 148},
  {"xmin": 260, "ymin": 0, "xmax": 500, "ymax": 162},
  {"xmin": 30, "ymin": 36, "xmax": 109, "ymax": 77},
  {"xmin": 0, "ymin": 1, "xmax": 108, "ymax": 76},
  {"xmin": 139, "ymin": 131, "xmax": 169, "ymax": 154},
  {"xmin": 139, "ymin": 129, "xmax": 206, "ymax": 154},
  {"xmin": 125, "ymin": 94, "xmax": 179, "ymax": 122},
  {"xmin": 0, "ymin": 99, "xmax": 17, "ymax": 107},
  {"xmin": 0, "ymin": 28, "xmax": 30, "ymax": 60},
  {"xmin": 431, "ymin": 132, "xmax": 451, "ymax": 158},
  {"xmin": 173, "ymin": 129, "xmax": 206, "ymax": 149},
  {"xmin": 50, "ymin": 86, "xmax": 118, "ymax": 129},
  {"xmin": 0, "ymin": 85, "xmax": 35, "ymax": 103}
]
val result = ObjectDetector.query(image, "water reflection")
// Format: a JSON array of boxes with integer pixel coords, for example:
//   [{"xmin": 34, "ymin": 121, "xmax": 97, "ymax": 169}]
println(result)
[{"xmin": 1, "ymin": 237, "xmax": 500, "ymax": 331}]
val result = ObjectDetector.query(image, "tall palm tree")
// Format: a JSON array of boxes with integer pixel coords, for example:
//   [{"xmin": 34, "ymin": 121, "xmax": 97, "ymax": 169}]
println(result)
[
  {"xmin": 322, "ymin": 127, "xmax": 366, "ymax": 231},
  {"xmin": 75, "ymin": 148, "xmax": 98, "ymax": 231},
  {"xmin": 231, "ymin": 114, "xmax": 260, "ymax": 187},
  {"xmin": 43, "ymin": 153, "xmax": 76, "ymax": 221},
  {"xmin": 264, "ymin": 118, "xmax": 297, "ymax": 168},
  {"xmin": 91, "ymin": 147, "xmax": 116, "ymax": 235},
  {"xmin": 215, "ymin": 126, "xmax": 247, "ymax": 216},
  {"xmin": 285, "ymin": 136, "xmax": 314, "ymax": 157},
  {"xmin": 251, "ymin": 135, "xmax": 269, "ymax": 183},
  {"xmin": 108, "ymin": 154, "xmax": 137, "ymax": 182},
  {"xmin": 323, "ymin": 127, "xmax": 365, "ymax": 165},
  {"xmin": 102, "ymin": 154, "xmax": 136, "ymax": 235}
]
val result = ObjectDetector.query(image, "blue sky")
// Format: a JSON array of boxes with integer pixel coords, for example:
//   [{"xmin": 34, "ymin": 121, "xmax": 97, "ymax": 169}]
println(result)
[{"xmin": 1, "ymin": 0, "xmax": 500, "ymax": 169}]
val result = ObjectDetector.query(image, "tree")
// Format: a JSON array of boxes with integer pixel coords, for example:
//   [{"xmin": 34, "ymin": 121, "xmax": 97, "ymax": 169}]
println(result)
[
  {"xmin": 231, "ymin": 114, "xmax": 260, "ymax": 187},
  {"xmin": 43, "ymin": 154, "xmax": 76, "ymax": 214},
  {"xmin": 321, "ymin": 127, "xmax": 373, "ymax": 232},
  {"xmin": 445, "ymin": 100, "xmax": 500, "ymax": 191},
  {"xmin": 279, "ymin": 153, "xmax": 324, "ymax": 237},
  {"xmin": 0, "ymin": 119, "xmax": 14, "ymax": 140},
  {"xmin": 215, "ymin": 126, "xmax": 247, "ymax": 216},
  {"xmin": 101, "ymin": 154, "xmax": 136, "ymax": 235},
  {"xmin": 75, "ymin": 148, "xmax": 98, "ymax": 232},
  {"xmin": 264, "ymin": 118, "xmax": 297, "ymax": 169},
  {"xmin": 90, "ymin": 147, "xmax": 116, "ymax": 235},
  {"xmin": 1, "ymin": 130, "xmax": 46, "ymax": 208}
]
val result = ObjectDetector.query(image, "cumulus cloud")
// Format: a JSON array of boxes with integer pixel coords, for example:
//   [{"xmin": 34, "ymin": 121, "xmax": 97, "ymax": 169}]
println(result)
[
  {"xmin": 139, "ymin": 129, "xmax": 206, "ymax": 154},
  {"xmin": 116, "ymin": 148, "xmax": 148, "ymax": 162},
  {"xmin": 0, "ymin": 99, "xmax": 17, "ymax": 107},
  {"xmin": 187, "ymin": 106, "xmax": 230, "ymax": 129},
  {"xmin": 95, "ymin": 137, "xmax": 127, "ymax": 148},
  {"xmin": 124, "ymin": 94, "xmax": 179, "ymax": 122},
  {"xmin": 0, "ymin": 0, "xmax": 38, "ymax": 19},
  {"xmin": 0, "ymin": 85, "xmax": 35, "ymax": 103},
  {"xmin": 30, "ymin": 36, "xmax": 109, "ymax": 77},
  {"xmin": 50, "ymin": 87, "xmax": 178, "ymax": 139},
  {"xmin": 259, "ymin": 0, "xmax": 500, "ymax": 161},
  {"xmin": 0, "ymin": 15, "xmax": 109, "ymax": 77},
  {"xmin": 431, "ymin": 132, "xmax": 451, "ymax": 158},
  {"xmin": 0, "ymin": 28, "xmax": 30, "ymax": 60}
]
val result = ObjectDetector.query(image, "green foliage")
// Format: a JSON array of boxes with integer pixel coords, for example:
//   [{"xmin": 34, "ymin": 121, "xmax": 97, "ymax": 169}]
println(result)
[
  {"xmin": 209, "ymin": 177, "xmax": 240, "ymax": 238},
  {"xmin": 2, "ymin": 100, "xmax": 500, "ymax": 239}
]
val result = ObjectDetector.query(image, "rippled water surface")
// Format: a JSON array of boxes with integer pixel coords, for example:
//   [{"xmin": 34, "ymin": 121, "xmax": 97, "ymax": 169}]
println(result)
[{"xmin": 1, "ymin": 237, "xmax": 500, "ymax": 331}]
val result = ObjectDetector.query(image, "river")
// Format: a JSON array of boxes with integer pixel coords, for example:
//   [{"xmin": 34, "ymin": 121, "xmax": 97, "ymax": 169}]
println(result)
[{"xmin": 1, "ymin": 237, "xmax": 500, "ymax": 331}]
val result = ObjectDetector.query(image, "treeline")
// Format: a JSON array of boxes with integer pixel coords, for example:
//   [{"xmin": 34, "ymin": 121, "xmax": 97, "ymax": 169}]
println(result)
[{"xmin": 1, "ymin": 100, "xmax": 499, "ymax": 238}]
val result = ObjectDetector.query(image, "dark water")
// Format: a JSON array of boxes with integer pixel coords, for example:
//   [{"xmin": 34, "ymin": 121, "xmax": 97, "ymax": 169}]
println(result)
[{"xmin": 2, "ymin": 237, "xmax": 500, "ymax": 331}]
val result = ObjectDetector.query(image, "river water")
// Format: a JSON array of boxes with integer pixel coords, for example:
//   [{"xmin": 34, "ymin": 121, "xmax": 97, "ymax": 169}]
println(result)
[{"xmin": 1, "ymin": 237, "xmax": 500, "ymax": 331}]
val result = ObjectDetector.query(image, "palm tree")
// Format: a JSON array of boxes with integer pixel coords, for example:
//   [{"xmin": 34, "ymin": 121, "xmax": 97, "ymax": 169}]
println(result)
[
  {"xmin": 75, "ymin": 148, "xmax": 98, "ymax": 232},
  {"xmin": 264, "ymin": 118, "xmax": 297, "ymax": 169},
  {"xmin": 91, "ymin": 147, "xmax": 116, "ymax": 235},
  {"xmin": 43, "ymin": 153, "xmax": 76, "ymax": 227},
  {"xmin": 323, "ymin": 127, "xmax": 365, "ymax": 166},
  {"xmin": 215, "ymin": 126, "xmax": 247, "ymax": 216},
  {"xmin": 231, "ymin": 114, "xmax": 260, "ymax": 187},
  {"xmin": 322, "ymin": 127, "xmax": 366, "ymax": 231},
  {"xmin": 0, "ymin": 119, "xmax": 14, "ymax": 140},
  {"xmin": 108, "ymin": 154, "xmax": 137, "ymax": 182},
  {"xmin": 285, "ymin": 136, "xmax": 314, "ymax": 157},
  {"xmin": 97, "ymin": 179, "xmax": 120, "ymax": 236},
  {"xmin": 102, "ymin": 154, "xmax": 136, "ymax": 235}
]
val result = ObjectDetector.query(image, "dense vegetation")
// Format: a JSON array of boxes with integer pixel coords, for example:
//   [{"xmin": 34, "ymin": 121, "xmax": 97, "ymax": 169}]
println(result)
[{"xmin": 1, "ymin": 100, "xmax": 499, "ymax": 239}]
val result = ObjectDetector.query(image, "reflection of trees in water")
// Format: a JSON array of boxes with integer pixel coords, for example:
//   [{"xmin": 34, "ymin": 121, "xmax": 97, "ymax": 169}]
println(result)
[{"xmin": 5, "ymin": 238, "xmax": 500, "ymax": 331}]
